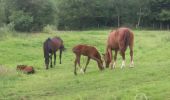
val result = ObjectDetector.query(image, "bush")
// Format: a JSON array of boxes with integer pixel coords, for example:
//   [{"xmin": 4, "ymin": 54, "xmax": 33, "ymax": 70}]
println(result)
[
  {"xmin": 9, "ymin": 11, "xmax": 33, "ymax": 32},
  {"xmin": 0, "ymin": 23, "xmax": 15, "ymax": 38},
  {"xmin": 42, "ymin": 25, "xmax": 56, "ymax": 34}
]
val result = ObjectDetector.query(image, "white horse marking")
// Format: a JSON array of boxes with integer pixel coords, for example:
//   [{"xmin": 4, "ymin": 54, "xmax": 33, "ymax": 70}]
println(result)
[
  {"xmin": 121, "ymin": 60, "xmax": 125, "ymax": 69},
  {"xmin": 80, "ymin": 68, "xmax": 84, "ymax": 74},
  {"xmin": 130, "ymin": 60, "xmax": 134, "ymax": 68}
]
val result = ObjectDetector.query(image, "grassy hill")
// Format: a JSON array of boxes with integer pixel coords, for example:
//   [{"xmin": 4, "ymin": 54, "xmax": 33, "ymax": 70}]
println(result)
[{"xmin": 0, "ymin": 30, "xmax": 170, "ymax": 100}]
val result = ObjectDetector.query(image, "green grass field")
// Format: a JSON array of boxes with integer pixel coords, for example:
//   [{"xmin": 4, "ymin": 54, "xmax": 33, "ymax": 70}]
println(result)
[{"xmin": 0, "ymin": 30, "xmax": 170, "ymax": 100}]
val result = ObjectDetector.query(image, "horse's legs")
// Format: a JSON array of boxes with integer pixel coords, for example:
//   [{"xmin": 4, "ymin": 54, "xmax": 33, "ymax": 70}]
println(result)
[
  {"xmin": 59, "ymin": 49, "xmax": 62, "ymax": 64},
  {"xmin": 50, "ymin": 54, "xmax": 53, "ymax": 68},
  {"xmin": 77, "ymin": 55, "xmax": 84, "ymax": 73},
  {"xmin": 84, "ymin": 57, "xmax": 90, "ymax": 73},
  {"xmin": 74, "ymin": 55, "xmax": 78, "ymax": 75},
  {"xmin": 108, "ymin": 48, "xmax": 113, "ymax": 69},
  {"xmin": 120, "ymin": 51, "xmax": 125, "ymax": 69},
  {"xmin": 112, "ymin": 50, "xmax": 118, "ymax": 69},
  {"xmin": 45, "ymin": 57, "xmax": 49, "ymax": 69},
  {"xmin": 129, "ymin": 46, "xmax": 134, "ymax": 67},
  {"xmin": 54, "ymin": 52, "xmax": 56, "ymax": 66}
]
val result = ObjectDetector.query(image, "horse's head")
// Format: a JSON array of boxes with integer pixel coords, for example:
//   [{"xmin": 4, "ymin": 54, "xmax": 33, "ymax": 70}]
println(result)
[
  {"xmin": 95, "ymin": 53, "xmax": 104, "ymax": 70},
  {"xmin": 99, "ymin": 57, "xmax": 104, "ymax": 70},
  {"xmin": 17, "ymin": 65, "xmax": 26, "ymax": 70},
  {"xmin": 102, "ymin": 52, "xmax": 111, "ymax": 68},
  {"xmin": 43, "ymin": 39, "xmax": 50, "ymax": 69}
]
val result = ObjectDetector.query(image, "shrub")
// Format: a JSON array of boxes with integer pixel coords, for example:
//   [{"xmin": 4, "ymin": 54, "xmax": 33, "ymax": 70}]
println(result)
[
  {"xmin": 9, "ymin": 11, "xmax": 33, "ymax": 32},
  {"xmin": 0, "ymin": 23, "xmax": 15, "ymax": 38},
  {"xmin": 42, "ymin": 25, "xmax": 56, "ymax": 34}
]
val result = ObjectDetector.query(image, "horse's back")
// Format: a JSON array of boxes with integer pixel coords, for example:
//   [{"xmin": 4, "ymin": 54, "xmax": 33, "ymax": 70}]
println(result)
[
  {"xmin": 73, "ymin": 44, "xmax": 93, "ymax": 53},
  {"xmin": 50, "ymin": 36, "xmax": 64, "ymax": 50},
  {"xmin": 107, "ymin": 31, "xmax": 119, "ymax": 49},
  {"xmin": 117, "ymin": 27, "xmax": 133, "ymax": 37},
  {"xmin": 43, "ymin": 36, "xmax": 64, "ymax": 54},
  {"xmin": 72, "ymin": 44, "xmax": 99, "ymax": 57},
  {"xmin": 107, "ymin": 27, "xmax": 134, "ymax": 50},
  {"xmin": 51, "ymin": 37, "xmax": 63, "ymax": 45}
]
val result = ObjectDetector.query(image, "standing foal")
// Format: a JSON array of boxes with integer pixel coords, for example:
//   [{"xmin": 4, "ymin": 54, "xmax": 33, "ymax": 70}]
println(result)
[{"xmin": 72, "ymin": 44, "xmax": 104, "ymax": 75}]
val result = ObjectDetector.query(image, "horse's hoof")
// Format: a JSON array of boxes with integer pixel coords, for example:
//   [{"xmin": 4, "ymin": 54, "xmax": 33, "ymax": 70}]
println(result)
[
  {"xmin": 130, "ymin": 64, "xmax": 134, "ymax": 68},
  {"xmin": 130, "ymin": 66, "xmax": 134, "ymax": 68},
  {"xmin": 110, "ymin": 66, "xmax": 115, "ymax": 70},
  {"xmin": 80, "ymin": 69, "xmax": 84, "ymax": 74}
]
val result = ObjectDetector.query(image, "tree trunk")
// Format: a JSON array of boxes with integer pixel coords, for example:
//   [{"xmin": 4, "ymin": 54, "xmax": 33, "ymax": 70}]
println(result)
[
  {"xmin": 136, "ymin": 8, "xmax": 142, "ymax": 28},
  {"xmin": 167, "ymin": 24, "xmax": 169, "ymax": 30},
  {"xmin": 117, "ymin": 15, "xmax": 120, "ymax": 27},
  {"xmin": 152, "ymin": 23, "xmax": 155, "ymax": 30},
  {"xmin": 160, "ymin": 22, "xmax": 162, "ymax": 30},
  {"xmin": 98, "ymin": 24, "xmax": 100, "ymax": 29}
]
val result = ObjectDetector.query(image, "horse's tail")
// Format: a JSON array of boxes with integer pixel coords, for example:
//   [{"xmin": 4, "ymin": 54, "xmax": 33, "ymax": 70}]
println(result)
[
  {"xmin": 60, "ymin": 45, "xmax": 66, "ymax": 51},
  {"xmin": 59, "ymin": 44, "xmax": 65, "ymax": 64},
  {"xmin": 124, "ymin": 30, "xmax": 131, "ymax": 48}
]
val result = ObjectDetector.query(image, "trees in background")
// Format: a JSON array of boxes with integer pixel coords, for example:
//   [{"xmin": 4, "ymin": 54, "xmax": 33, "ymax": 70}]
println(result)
[
  {"xmin": 150, "ymin": 0, "xmax": 170, "ymax": 29},
  {"xmin": 0, "ymin": 0, "xmax": 169, "ymax": 31},
  {"xmin": 0, "ymin": 0, "xmax": 6, "ymax": 26},
  {"xmin": 0, "ymin": 0, "xmax": 56, "ymax": 31}
]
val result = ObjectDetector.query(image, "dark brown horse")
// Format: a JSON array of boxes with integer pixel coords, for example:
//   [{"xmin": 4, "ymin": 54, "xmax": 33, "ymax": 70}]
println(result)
[
  {"xmin": 103, "ymin": 27, "xmax": 134, "ymax": 69},
  {"xmin": 43, "ymin": 36, "xmax": 65, "ymax": 69},
  {"xmin": 72, "ymin": 44, "xmax": 104, "ymax": 75}
]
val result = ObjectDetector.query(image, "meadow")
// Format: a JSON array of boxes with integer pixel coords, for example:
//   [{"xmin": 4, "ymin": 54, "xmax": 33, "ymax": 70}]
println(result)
[{"xmin": 0, "ymin": 30, "xmax": 170, "ymax": 100}]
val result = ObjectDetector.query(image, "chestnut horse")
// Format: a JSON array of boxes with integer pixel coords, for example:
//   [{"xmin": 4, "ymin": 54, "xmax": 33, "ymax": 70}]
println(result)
[
  {"xmin": 17, "ymin": 65, "xmax": 35, "ymax": 74},
  {"xmin": 103, "ymin": 27, "xmax": 134, "ymax": 69},
  {"xmin": 72, "ymin": 44, "xmax": 104, "ymax": 75},
  {"xmin": 43, "ymin": 36, "xmax": 65, "ymax": 69}
]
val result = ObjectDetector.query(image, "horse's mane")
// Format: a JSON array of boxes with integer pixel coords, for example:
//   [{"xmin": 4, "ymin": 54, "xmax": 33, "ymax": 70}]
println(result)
[{"xmin": 124, "ymin": 30, "xmax": 131, "ymax": 48}]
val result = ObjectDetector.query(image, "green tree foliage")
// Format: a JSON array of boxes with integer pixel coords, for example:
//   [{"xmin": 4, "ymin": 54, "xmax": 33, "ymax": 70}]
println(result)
[
  {"xmin": 56, "ymin": 0, "xmax": 103, "ymax": 30},
  {"xmin": 0, "ymin": 0, "xmax": 169, "ymax": 31},
  {"xmin": 150, "ymin": 0, "xmax": 170, "ymax": 29},
  {"xmin": 1, "ymin": 0, "xmax": 56, "ymax": 32},
  {"xmin": 0, "ymin": 0, "xmax": 6, "ymax": 26},
  {"xmin": 9, "ymin": 10, "xmax": 33, "ymax": 32}
]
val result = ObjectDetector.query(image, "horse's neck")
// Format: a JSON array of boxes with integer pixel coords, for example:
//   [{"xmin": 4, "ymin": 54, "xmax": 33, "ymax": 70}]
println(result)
[
  {"xmin": 106, "ymin": 45, "xmax": 110, "ymax": 52},
  {"xmin": 106, "ymin": 46, "xmax": 112, "ymax": 61}
]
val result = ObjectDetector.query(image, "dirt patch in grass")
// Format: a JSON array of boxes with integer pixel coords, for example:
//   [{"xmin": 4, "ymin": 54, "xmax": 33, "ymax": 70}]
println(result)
[{"xmin": 0, "ymin": 65, "xmax": 16, "ymax": 75}]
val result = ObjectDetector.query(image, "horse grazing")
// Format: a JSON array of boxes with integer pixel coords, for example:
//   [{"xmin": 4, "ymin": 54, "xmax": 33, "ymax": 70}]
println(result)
[
  {"xmin": 43, "ymin": 36, "xmax": 65, "ymax": 69},
  {"xmin": 103, "ymin": 27, "xmax": 134, "ymax": 69},
  {"xmin": 72, "ymin": 44, "xmax": 104, "ymax": 75}
]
